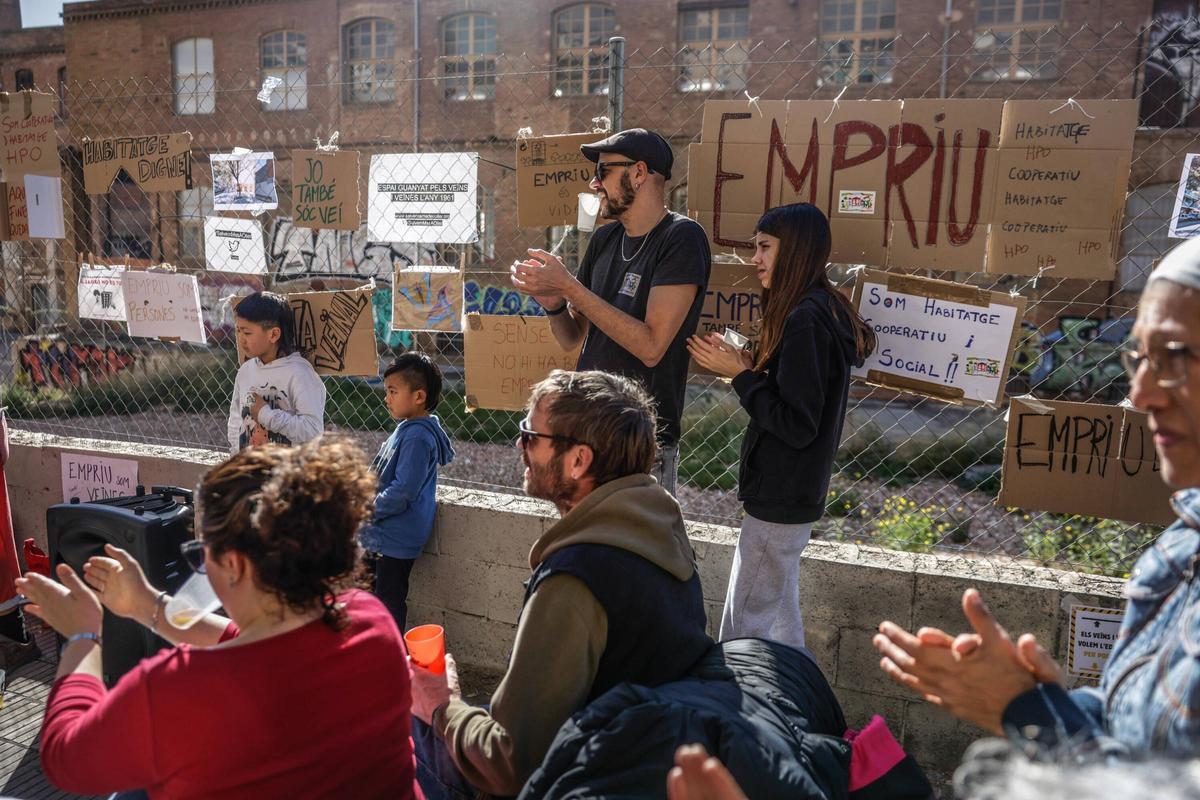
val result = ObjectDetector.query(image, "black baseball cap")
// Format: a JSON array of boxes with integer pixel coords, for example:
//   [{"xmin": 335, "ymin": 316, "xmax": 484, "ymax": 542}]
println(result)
[{"xmin": 580, "ymin": 128, "xmax": 673, "ymax": 180}]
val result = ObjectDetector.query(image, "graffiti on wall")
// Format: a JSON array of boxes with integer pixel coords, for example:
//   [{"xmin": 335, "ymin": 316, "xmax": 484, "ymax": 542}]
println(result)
[
  {"xmin": 17, "ymin": 337, "xmax": 136, "ymax": 391},
  {"xmin": 1008, "ymin": 317, "xmax": 1133, "ymax": 403},
  {"xmin": 463, "ymin": 278, "xmax": 543, "ymax": 316},
  {"xmin": 268, "ymin": 218, "xmax": 438, "ymax": 281}
]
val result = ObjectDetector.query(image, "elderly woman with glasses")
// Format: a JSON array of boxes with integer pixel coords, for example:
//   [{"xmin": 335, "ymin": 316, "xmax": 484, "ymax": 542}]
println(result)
[
  {"xmin": 873, "ymin": 236, "xmax": 1200, "ymax": 760},
  {"xmin": 18, "ymin": 438, "xmax": 421, "ymax": 799}
]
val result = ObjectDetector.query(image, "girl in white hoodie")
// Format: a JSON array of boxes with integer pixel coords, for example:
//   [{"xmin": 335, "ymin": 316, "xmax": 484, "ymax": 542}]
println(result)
[{"xmin": 226, "ymin": 292, "xmax": 326, "ymax": 452}]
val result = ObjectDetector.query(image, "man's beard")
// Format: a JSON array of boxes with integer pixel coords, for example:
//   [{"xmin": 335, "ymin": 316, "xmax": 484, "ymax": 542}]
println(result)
[
  {"xmin": 600, "ymin": 172, "xmax": 636, "ymax": 219},
  {"xmin": 523, "ymin": 450, "xmax": 578, "ymax": 507}
]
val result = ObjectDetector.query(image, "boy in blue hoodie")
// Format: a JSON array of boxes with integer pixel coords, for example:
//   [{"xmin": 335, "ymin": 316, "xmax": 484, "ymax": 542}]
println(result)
[{"xmin": 360, "ymin": 353, "xmax": 455, "ymax": 632}]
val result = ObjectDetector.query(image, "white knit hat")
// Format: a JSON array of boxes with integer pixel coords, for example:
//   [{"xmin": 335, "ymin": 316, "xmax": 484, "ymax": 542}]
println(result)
[{"xmin": 1149, "ymin": 237, "xmax": 1200, "ymax": 291}]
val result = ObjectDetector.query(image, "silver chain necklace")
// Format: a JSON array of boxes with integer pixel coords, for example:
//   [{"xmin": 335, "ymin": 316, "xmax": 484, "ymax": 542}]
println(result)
[{"xmin": 619, "ymin": 210, "xmax": 669, "ymax": 262}]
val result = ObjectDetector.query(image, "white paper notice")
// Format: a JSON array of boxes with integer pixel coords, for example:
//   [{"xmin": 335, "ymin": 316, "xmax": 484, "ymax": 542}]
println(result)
[
  {"xmin": 1067, "ymin": 605, "xmax": 1124, "ymax": 679},
  {"xmin": 851, "ymin": 280, "xmax": 1019, "ymax": 406},
  {"xmin": 1170, "ymin": 152, "xmax": 1200, "ymax": 238},
  {"xmin": 61, "ymin": 452, "xmax": 139, "ymax": 503},
  {"xmin": 25, "ymin": 175, "xmax": 65, "ymax": 239},
  {"xmin": 368, "ymin": 153, "xmax": 479, "ymax": 244},
  {"xmin": 204, "ymin": 216, "xmax": 267, "ymax": 274},
  {"xmin": 78, "ymin": 263, "xmax": 127, "ymax": 321},
  {"xmin": 121, "ymin": 271, "xmax": 207, "ymax": 344}
]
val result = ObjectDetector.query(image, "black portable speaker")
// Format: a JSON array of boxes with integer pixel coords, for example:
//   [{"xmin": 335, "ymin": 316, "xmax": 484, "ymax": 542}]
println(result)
[{"xmin": 46, "ymin": 485, "xmax": 195, "ymax": 685}]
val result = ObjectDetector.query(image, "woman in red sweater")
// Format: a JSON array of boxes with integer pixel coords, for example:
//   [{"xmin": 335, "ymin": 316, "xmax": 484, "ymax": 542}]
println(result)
[{"xmin": 18, "ymin": 437, "xmax": 421, "ymax": 799}]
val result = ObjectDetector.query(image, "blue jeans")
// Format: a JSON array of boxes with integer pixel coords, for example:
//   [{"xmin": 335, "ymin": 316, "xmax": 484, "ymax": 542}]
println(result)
[{"xmin": 412, "ymin": 716, "xmax": 484, "ymax": 800}]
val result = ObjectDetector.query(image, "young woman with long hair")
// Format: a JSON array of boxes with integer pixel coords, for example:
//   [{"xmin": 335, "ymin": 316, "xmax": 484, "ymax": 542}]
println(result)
[{"xmin": 688, "ymin": 203, "xmax": 874, "ymax": 648}]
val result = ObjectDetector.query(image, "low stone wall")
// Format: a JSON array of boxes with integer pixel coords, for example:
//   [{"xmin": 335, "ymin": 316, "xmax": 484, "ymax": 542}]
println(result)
[{"xmin": 5, "ymin": 430, "xmax": 1127, "ymax": 779}]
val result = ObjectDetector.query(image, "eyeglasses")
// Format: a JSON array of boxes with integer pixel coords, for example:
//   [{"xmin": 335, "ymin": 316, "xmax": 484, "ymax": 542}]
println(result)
[
  {"xmin": 1120, "ymin": 341, "xmax": 1195, "ymax": 388},
  {"xmin": 180, "ymin": 539, "xmax": 207, "ymax": 574},
  {"xmin": 594, "ymin": 160, "xmax": 638, "ymax": 182},
  {"xmin": 517, "ymin": 417, "xmax": 583, "ymax": 449}
]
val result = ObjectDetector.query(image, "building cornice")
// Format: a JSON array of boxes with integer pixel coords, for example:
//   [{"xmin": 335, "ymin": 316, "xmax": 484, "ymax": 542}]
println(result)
[{"xmin": 64, "ymin": 0, "xmax": 291, "ymax": 24}]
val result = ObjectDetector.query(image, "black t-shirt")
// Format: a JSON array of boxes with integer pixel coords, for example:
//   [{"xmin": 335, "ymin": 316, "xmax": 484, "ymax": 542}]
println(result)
[{"xmin": 575, "ymin": 212, "xmax": 712, "ymax": 445}]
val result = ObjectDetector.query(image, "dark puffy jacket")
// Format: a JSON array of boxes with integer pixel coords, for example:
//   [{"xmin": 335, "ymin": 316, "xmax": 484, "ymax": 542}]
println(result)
[{"xmin": 519, "ymin": 639, "xmax": 854, "ymax": 799}]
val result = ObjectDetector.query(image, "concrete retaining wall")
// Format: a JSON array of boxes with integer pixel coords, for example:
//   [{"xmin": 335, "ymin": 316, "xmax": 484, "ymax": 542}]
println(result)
[{"xmin": 6, "ymin": 430, "xmax": 1127, "ymax": 779}]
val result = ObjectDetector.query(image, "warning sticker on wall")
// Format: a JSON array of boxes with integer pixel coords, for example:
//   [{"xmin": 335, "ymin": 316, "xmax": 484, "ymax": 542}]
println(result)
[{"xmin": 1067, "ymin": 605, "xmax": 1124, "ymax": 679}]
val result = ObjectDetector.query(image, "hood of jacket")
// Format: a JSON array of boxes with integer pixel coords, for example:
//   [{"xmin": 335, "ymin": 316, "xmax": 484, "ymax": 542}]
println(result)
[
  {"xmin": 252, "ymin": 351, "xmax": 312, "ymax": 373},
  {"xmin": 399, "ymin": 415, "xmax": 456, "ymax": 466},
  {"xmin": 529, "ymin": 473, "xmax": 695, "ymax": 581},
  {"xmin": 798, "ymin": 285, "xmax": 865, "ymax": 369}
]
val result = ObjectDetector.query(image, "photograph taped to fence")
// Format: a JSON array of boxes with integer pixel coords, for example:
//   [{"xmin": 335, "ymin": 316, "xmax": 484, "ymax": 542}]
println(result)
[
  {"xmin": 211, "ymin": 151, "xmax": 278, "ymax": 212},
  {"xmin": 368, "ymin": 152, "xmax": 478, "ymax": 244},
  {"xmin": 204, "ymin": 216, "xmax": 267, "ymax": 274},
  {"xmin": 1169, "ymin": 153, "xmax": 1200, "ymax": 238}
]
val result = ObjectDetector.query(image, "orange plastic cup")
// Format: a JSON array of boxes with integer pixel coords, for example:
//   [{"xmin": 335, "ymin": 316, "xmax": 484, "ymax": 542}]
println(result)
[{"xmin": 405, "ymin": 624, "xmax": 446, "ymax": 674}]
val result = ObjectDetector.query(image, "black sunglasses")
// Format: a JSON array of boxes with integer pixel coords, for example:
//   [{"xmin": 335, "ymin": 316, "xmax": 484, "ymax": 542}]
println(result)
[
  {"xmin": 517, "ymin": 417, "xmax": 584, "ymax": 449},
  {"xmin": 180, "ymin": 539, "xmax": 207, "ymax": 574},
  {"xmin": 594, "ymin": 160, "xmax": 640, "ymax": 181}
]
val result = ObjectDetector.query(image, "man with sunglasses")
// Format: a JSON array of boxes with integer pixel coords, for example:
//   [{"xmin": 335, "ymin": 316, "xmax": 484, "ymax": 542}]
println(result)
[
  {"xmin": 872, "ymin": 236, "xmax": 1200, "ymax": 761},
  {"xmin": 511, "ymin": 128, "xmax": 712, "ymax": 495},
  {"xmin": 408, "ymin": 370, "xmax": 712, "ymax": 798}
]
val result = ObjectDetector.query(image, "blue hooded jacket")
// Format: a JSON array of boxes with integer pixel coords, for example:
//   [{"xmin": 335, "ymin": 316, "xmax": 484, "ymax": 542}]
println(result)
[{"xmin": 359, "ymin": 415, "xmax": 455, "ymax": 559}]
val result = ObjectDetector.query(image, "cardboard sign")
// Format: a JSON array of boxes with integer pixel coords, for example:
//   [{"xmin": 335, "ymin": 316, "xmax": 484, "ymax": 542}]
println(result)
[
  {"xmin": 211, "ymin": 151, "xmax": 278, "ymax": 212},
  {"xmin": 83, "ymin": 133, "xmax": 193, "ymax": 194},
  {"xmin": 850, "ymin": 269, "xmax": 1025, "ymax": 406},
  {"xmin": 687, "ymin": 98, "xmax": 1135, "ymax": 274},
  {"xmin": 392, "ymin": 267, "xmax": 463, "ymax": 332},
  {"xmin": 78, "ymin": 263, "xmax": 127, "ymax": 321},
  {"xmin": 368, "ymin": 153, "xmax": 478, "ymax": 244},
  {"xmin": 515, "ymin": 133, "xmax": 597, "ymax": 227},
  {"xmin": 1169, "ymin": 152, "xmax": 1200, "ymax": 238},
  {"xmin": 292, "ymin": 149, "xmax": 361, "ymax": 230},
  {"xmin": 463, "ymin": 313, "xmax": 581, "ymax": 411},
  {"xmin": 204, "ymin": 217, "xmax": 266, "ymax": 274},
  {"xmin": 121, "ymin": 270, "xmax": 206, "ymax": 344},
  {"xmin": 0, "ymin": 91, "xmax": 60, "ymax": 178},
  {"xmin": 61, "ymin": 452, "xmax": 138, "ymax": 503},
  {"xmin": 986, "ymin": 100, "xmax": 1136, "ymax": 279},
  {"xmin": 997, "ymin": 397, "xmax": 1176, "ymax": 526},
  {"xmin": 234, "ymin": 285, "xmax": 377, "ymax": 376},
  {"xmin": 1067, "ymin": 605, "xmax": 1124, "ymax": 679},
  {"xmin": 690, "ymin": 261, "xmax": 763, "ymax": 374}
]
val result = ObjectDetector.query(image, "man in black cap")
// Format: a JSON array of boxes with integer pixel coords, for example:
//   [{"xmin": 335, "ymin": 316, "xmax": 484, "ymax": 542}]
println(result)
[{"xmin": 511, "ymin": 128, "xmax": 711, "ymax": 494}]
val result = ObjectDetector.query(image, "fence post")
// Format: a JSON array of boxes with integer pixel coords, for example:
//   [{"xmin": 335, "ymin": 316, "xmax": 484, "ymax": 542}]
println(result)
[{"xmin": 608, "ymin": 36, "xmax": 625, "ymax": 131}]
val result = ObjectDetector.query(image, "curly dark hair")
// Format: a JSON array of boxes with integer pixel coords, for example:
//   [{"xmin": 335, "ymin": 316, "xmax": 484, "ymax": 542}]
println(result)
[{"xmin": 197, "ymin": 436, "xmax": 376, "ymax": 629}]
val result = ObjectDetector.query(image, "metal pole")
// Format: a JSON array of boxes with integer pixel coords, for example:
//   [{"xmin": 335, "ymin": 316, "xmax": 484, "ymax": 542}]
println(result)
[{"xmin": 607, "ymin": 36, "xmax": 625, "ymax": 131}]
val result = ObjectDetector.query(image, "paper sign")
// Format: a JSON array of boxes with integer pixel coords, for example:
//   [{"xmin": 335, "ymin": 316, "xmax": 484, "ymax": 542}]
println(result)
[
  {"xmin": 61, "ymin": 452, "xmax": 139, "ymax": 503},
  {"xmin": 690, "ymin": 261, "xmax": 763, "ymax": 374},
  {"xmin": 850, "ymin": 269, "xmax": 1025, "ymax": 406},
  {"xmin": 233, "ymin": 284, "xmax": 377, "ymax": 376},
  {"xmin": 204, "ymin": 217, "xmax": 266, "ymax": 274},
  {"xmin": 463, "ymin": 313, "xmax": 582, "ymax": 411},
  {"xmin": 1169, "ymin": 153, "xmax": 1200, "ymax": 238},
  {"xmin": 1067, "ymin": 605, "xmax": 1124, "ymax": 679},
  {"xmin": 211, "ymin": 151, "xmax": 278, "ymax": 212},
  {"xmin": 78, "ymin": 263, "xmax": 127, "ymax": 321},
  {"xmin": 515, "ymin": 133, "xmax": 597, "ymax": 228},
  {"xmin": 368, "ymin": 153, "xmax": 478, "ymax": 244},
  {"xmin": 25, "ymin": 175, "xmax": 64, "ymax": 238},
  {"xmin": 0, "ymin": 91, "xmax": 60, "ymax": 178},
  {"xmin": 997, "ymin": 397, "xmax": 1176, "ymax": 526},
  {"xmin": 121, "ymin": 270, "xmax": 206, "ymax": 344},
  {"xmin": 392, "ymin": 267, "xmax": 463, "ymax": 332},
  {"xmin": 83, "ymin": 133, "xmax": 193, "ymax": 194},
  {"xmin": 292, "ymin": 149, "xmax": 361, "ymax": 230}
]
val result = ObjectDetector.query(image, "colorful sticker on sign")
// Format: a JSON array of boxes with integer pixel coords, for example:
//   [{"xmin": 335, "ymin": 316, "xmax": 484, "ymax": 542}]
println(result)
[{"xmin": 838, "ymin": 190, "xmax": 876, "ymax": 215}]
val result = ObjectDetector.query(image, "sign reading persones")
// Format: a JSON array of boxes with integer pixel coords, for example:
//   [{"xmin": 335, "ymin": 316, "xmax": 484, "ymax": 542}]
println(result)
[
  {"xmin": 121, "ymin": 270, "xmax": 206, "ymax": 344},
  {"xmin": 997, "ymin": 396, "xmax": 1176, "ymax": 526},
  {"xmin": 82, "ymin": 133, "xmax": 193, "ymax": 194},
  {"xmin": 204, "ymin": 217, "xmax": 267, "ymax": 274},
  {"xmin": 291, "ymin": 149, "xmax": 361, "ymax": 231},
  {"xmin": 368, "ymin": 153, "xmax": 478, "ymax": 244},
  {"xmin": 463, "ymin": 313, "xmax": 581, "ymax": 411},
  {"xmin": 686, "ymin": 98, "xmax": 1136, "ymax": 277},
  {"xmin": 515, "ymin": 133, "xmax": 597, "ymax": 228},
  {"xmin": 850, "ymin": 269, "xmax": 1025, "ymax": 407}
]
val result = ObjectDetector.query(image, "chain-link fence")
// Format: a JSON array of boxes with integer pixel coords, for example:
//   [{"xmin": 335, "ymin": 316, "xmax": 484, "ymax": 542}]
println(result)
[{"xmin": 2, "ymin": 21, "xmax": 1194, "ymax": 578}]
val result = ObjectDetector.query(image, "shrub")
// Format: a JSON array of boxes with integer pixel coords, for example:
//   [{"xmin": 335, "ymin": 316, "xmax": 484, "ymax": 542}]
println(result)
[{"xmin": 1020, "ymin": 513, "xmax": 1161, "ymax": 578}]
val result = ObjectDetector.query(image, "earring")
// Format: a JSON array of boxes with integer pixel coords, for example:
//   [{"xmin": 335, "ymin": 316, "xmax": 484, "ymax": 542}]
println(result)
[{"xmin": 229, "ymin": 577, "xmax": 236, "ymax": 588}]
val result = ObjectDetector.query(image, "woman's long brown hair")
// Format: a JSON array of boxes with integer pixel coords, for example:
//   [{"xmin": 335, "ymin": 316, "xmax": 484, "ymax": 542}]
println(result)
[{"xmin": 752, "ymin": 203, "xmax": 876, "ymax": 371}]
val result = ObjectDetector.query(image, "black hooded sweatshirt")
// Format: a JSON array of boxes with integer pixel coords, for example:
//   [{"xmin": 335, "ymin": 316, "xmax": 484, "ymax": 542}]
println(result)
[{"xmin": 731, "ymin": 285, "xmax": 865, "ymax": 524}]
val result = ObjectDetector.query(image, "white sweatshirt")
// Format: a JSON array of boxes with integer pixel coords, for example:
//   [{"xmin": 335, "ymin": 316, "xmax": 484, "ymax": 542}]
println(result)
[{"xmin": 226, "ymin": 351, "xmax": 326, "ymax": 452}]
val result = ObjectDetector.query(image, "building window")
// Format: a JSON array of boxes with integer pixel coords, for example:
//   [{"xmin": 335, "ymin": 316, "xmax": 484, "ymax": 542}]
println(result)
[
  {"xmin": 57, "ymin": 67, "xmax": 67, "ymax": 117},
  {"xmin": 442, "ymin": 14, "xmax": 497, "ymax": 100},
  {"xmin": 177, "ymin": 187, "xmax": 213, "ymax": 260},
  {"xmin": 1118, "ymin": 183, "xmax": 1175, "ymax": 293},
  {"xmin": 818, "ymin": 0, "xmax": 896, "ymax": 86},
  {"xmin": 261, "ymin": 31, "xmax": 308, "ymax": 111},
  {"xmin": 553, "ymin": 4, "xmax": 616, "ymax": 97},
  {"xmin": 678, "ymin": 6, "xmax": 749, "ymax": 93},
  {"xmin": 173, "ymin": 38, "xmax": 216, "ymax": 115},
  {"xmin": 14, "ymin": 69, "xmax": 33, "ymax": 90},
  {"xmin": 972, "ymin": 0, "xmax": 1060, "ymax": 80},
  {"xmin": 344, "ymin": 18, "xmax": 396, "ymax": 104}
]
